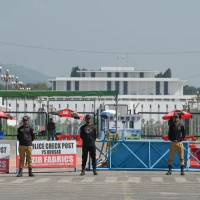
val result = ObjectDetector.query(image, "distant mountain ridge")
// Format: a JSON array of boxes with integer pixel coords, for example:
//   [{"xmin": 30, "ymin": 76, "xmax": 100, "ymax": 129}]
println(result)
[{"xmin": 0, "ymin": 63, "xmax": 52, "ymax": 84}]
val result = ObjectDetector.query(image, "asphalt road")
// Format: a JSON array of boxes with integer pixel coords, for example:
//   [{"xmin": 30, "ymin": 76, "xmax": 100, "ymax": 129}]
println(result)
[
  {"xmin": 0, "ymin": 171, "xmax": 200, "ymax": 200},
  {"xmin": 0, "ymin": 140, "xmax": 200, "ymax": 200}
]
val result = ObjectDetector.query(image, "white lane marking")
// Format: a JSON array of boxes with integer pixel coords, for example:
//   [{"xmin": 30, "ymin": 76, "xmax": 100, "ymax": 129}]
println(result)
[
  {"xmin": 58, "ymin": 177, "xmax": 73, "ymax": 183},
  {"xmin": 10, "ymin": 179, "xmax": 28, "ymax": 184},
  {"xmin": 81, "ymin": 177, "xmax": 96, "ymax": 182},
  {"xmin": 151, "ymin": 177, "xmax": 163, "ymax": 182},
  {"xmin": 196, "ymin": 177, "xmax": 200, "ymax": 182},
  {"xmin": 104, "ymin": 177, "xmax": 118, "ymax": 183},
  {"xmin": 160, "ymin": 192, "xmax": 180, "ymax": 195},
  {"xmin": 0, "ymin": 179, "xmax": 5, "ymax": 182},
  {"xmin": 34, "ymin": 178, "xmax": 51, "ymax": 183},
  {"xmin": 127, "ymin": 177, "xmax": 141, "ymax": 183},
  {"xmin": 174, "ymin": 177, "xmax": 187, "ymax": 183}
]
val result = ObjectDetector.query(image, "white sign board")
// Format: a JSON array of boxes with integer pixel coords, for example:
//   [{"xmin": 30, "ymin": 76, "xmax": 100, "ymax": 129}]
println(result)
[
  {"xmin": 0, "ymin": 144, "xmax": 10, "ymax": 173},
  {"xmin": 16, "ymin": 141, "xmax": 76, "ymax": 168}
]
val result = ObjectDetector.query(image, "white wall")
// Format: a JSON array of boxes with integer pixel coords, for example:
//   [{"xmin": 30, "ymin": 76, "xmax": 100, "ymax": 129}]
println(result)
[{"xmin": 56, "ymin": 81, "xmax": 66, "ymax": 91}]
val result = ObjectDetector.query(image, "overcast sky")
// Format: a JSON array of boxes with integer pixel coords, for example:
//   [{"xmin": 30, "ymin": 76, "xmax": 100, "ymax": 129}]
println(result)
[{"xmin": 0, "ymin": 0, "xmax": 200, "ymax": 86}]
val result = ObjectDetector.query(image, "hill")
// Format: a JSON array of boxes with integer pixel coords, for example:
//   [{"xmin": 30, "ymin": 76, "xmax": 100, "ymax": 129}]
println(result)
[{"xmin": 0, "ymin": 63, "xmax": 52, "ymax": 84}]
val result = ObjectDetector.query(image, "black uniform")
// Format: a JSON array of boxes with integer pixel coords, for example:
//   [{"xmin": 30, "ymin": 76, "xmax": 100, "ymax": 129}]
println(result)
[
  {"xmin": 17, "ymin": 125, "xmax": 35, "ymax": 146},
  {"xmin": 17, "ymin": 116, "xmax": 35, "ymax": 177},
  {"xmin": 80, "ymin": 124, "xmax": 97, "ymax": 170},
  {"xmin": 47, "ymin": 121, "xmax": 56, "ymax": 140},
  {"xmin": 17, "ymin": 125, "xmax": 35, "ymax": 170},
  {"xmin": 168, "ymin": 123, "xmax": 185, "ymax": 168},
  {"xmin": 168, "ymin": 123, "xmax": 185, "ymax": 142}
]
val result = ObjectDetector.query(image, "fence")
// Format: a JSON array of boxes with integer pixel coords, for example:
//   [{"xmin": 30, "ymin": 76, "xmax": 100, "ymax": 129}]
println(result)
[
  {"xmin": 138, "ymin": 111, "xmax": 200, "ymax": 139},
  {"xmin": 2, "ymin": 111, "xmax": 47, "ymax": 139},
  {"xmin": 2, "ymin": 110, "xmax": 200, "ymax": 140},
  {"xmin": 2, "ymin": 111, "xmax": 94, "ymax": 139}
]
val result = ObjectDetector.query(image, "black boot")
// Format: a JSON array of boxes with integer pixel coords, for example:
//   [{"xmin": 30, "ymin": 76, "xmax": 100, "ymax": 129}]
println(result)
[
  {"xmin": 80, "ymin": 168, "xmax": 85, "ymax": 176},
  {"xmin": 181, "ymin": 166, "xmax": 185, "ymax": 175},
  {"xmin": 17, "ymin": 168, "xmax": 23, "ymax": 177},
  {"xmin": 93, "ymin": 167, "xmax": 98, "ymax": 175},
  {"xmin": 93, "ymin": 170, "xmax": 98, "ymax": 175},
  {"xmin": 166, "ymin": 165, "xmax": 172, "ymax": 175},
  {"xmin": 28, "ymin": 167, "xmax": 35, "ymax": 177}
]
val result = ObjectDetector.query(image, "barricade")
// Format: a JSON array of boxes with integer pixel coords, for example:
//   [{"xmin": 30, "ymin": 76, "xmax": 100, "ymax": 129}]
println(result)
[
  {"xmin": 185, "ymin": 136, "xmax": 200, "ymax": 168},
  {"xmin": 190, "ymin": 147, "xmax": 200, "ymax": 168},
  {"xmin": 162, "ymin": 135, "xmax": 200, "ymax": 168},
  {"xmin": 184, "ymin": 135, "xmax": 197, "ymax": 148},
  {"xmin": 95, "ymin": 140, "xmax": 188, "ymax": 170},
  {"xmin": 56, "ymin": 135, "xmax": 82, "ymax": 147},
  {"xmin": 162, "ymin": 135, "xmax": 168, "ymax": 141},
  {"xmin": 94, "ymin": 140, "xmax": 200, "ymax": 171}
]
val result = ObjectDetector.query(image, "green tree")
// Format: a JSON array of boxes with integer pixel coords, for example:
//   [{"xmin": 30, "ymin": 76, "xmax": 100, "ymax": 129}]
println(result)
[
  {"xmin": 155, "ymin": 73, "xmax": 163, "ymax": 78},
  {"xmin": 26, "ymin": 82, "xmax": 50, "ymax": 90},
  {"xmin": 70, "ymin": 66, "xmax": 88, "ymax": 77},
  {"xmin": 0, "ymin": 84, "xmax": 5, "ymax": 90},
  {"xmin": 0, "ymin": 83, "xmax": 13, "ymax": 90},
  {"xmin": 70, "ymin": 66, "xmax": 80, "ymax": 77},
  {"xmin": 162, "ymin": 68, "xmax": 171, "ymax": 78},
  {"xmin": 155, "ymin": 68, "xmax": 172, "ymax": 78},
  {"xmin": 183, "ymin": 85, "xmax": 199, "ymax": 95}
]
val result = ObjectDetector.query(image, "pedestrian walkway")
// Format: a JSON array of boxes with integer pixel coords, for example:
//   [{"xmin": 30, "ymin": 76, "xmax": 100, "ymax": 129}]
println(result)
[
  {"xmin": 0, "ymin": 173, "xmax": 200, "ymax": 185},
  {"xmin": 0, "ymin": 172, "xmax": 200, "ymax": 200}
]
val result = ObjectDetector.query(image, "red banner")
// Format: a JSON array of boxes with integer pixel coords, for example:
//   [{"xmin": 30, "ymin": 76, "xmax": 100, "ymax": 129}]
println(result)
[{"xmin": 0, "ymin": 159, "xmax": 9, "ymax": 172}]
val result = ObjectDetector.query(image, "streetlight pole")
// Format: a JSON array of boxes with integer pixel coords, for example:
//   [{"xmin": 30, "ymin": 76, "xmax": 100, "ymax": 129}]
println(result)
[
  {"xmin": 1, "ymin": 69, "xmax": 14, "ymax": 111},
  {"xmin": 20, "ymin": 85, "xmax": 31, "ymax": 112},
  {"xmin": 36, "ymin": 98, "xmax": 44, "ymax": 126},
  {"xmin": 12, "ymin": 77, "xmax": 23, "ymax": 126},
  {"xmin": 183, "ymin": 101, "xmax": 190, "ymax": 135},
  {"xmin": 196, "ymin": 91, "xmax": 200, "ymax": 110}
]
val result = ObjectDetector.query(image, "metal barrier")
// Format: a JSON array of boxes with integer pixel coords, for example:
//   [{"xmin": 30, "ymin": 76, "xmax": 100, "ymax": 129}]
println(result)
[{"xmin": 95, "ymin": 140, "xmax": 200, "ymax": 171}]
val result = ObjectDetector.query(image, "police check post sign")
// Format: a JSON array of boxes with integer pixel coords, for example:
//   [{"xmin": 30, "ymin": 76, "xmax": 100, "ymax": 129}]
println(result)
[
  {"xmin": 0, "ymin": 144, "xmax": 10, "ymax": 173},
  {"xmin": 16, "ymin": 141, "xmax": 76, "ymax": 168}
]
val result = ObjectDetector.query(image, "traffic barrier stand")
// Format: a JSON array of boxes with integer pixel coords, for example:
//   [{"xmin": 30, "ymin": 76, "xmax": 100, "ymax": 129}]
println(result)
[
  {"xmin": 162, "ymin": 135, "xmax": 200, "ymax": 168},
  {"xmin": 184, "ymin": 136, "xmax": 200, "ymax": 168},
  {"xmin": 190, "ymin": 146, "xmax": 200, "ymax": 168},
  {"xmin": 183, "ymin": 135, "xmax": 197, "ymax": 148},
  {"xmin": 162, "ymin": 135, "xmax": 168, "ymax": 141},
  {"xmin": 56, "ymin": 135, "xmax": 82, "ymax": 147},
  {"xmin": 162, "ymin": 135, "xmax": 197, "ymax": 147}
]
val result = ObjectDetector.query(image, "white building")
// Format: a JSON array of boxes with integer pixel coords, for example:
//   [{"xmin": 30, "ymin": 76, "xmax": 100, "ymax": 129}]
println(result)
[
  {"xmin": 50, "ymin": 67, "xmax": 184, "ymax": 96},
  {"xmin": 7, "ymin": 67, "xmax": 194, "ymax": 124},
  {"xmin": 5, "ymin": 66, "xmax": 197, "ymax": 136},
  {"xmin": 46, "ymin": 67, "xmax": 191, "ymax": 114}
]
